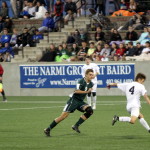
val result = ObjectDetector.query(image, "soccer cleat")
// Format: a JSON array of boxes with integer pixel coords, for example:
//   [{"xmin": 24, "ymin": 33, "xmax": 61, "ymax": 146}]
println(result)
[
  {"xmin": 72, "ymin": 125, "xmax": 80, "ymax": 133},
  {"xmin": 148, "ymin": 130, "xmax": 150, "ymax": 133},
  {"xmin": 112, "ymin": 115, "xmax": 119, "ymax": 126},
  {"xmin": 44, "ymin": 128, "xmax": 50, "ymax": 137}
]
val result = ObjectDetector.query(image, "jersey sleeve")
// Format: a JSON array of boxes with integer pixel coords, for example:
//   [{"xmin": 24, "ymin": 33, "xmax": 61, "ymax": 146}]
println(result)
[
  {"xmin": 117, "ymin": 83, "xmax": 129, "ymax": 93},
  {"xmin": 81, "ymin": 66, "xmax": 86, "ymax": 78}
]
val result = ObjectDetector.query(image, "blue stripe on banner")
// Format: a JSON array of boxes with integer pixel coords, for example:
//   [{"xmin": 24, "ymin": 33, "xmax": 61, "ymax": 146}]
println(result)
[{"xmin": 20, "ymin": 64, "xmax": 135, "ymax": 88}]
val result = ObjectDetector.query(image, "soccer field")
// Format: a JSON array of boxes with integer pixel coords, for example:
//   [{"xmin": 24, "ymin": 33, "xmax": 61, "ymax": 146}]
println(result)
[{"xmin": 0, "ymin": 96, "xmax": 150, "ymax": 150}]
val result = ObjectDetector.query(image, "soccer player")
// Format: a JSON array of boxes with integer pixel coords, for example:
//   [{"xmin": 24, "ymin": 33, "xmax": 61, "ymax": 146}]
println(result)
[
  {"xmin": 0, "ymin": 64, "xmax": 7, "ymax": 102},
  {"xmin": 107, "ymin": 73, "xmax": 150, "ymax": 133},
  {"xmin": 44, "ymin": 69, "xmax": 94, "ymax": 137},
  {"xmin": 81, "ymin": 56, "xmax": 100, "ymax": 109}
]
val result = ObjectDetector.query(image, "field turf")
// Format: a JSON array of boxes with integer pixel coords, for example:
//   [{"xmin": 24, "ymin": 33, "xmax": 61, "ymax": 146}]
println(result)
[{"xmin": 0, "ymin": 96, "xmax": 150, "ymax": 150}]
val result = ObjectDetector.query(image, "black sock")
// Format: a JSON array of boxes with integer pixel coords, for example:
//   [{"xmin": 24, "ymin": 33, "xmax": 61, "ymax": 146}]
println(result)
[
  {"xmin": 1, "ymin": 90, "xmax": 6, "ymax": 99},
  {"xmin": 75, "ymin": 117, "xmax": 85, "ymax": 127},
  {"xmin": 47, "ymin": 120, "xmax": 58, "ymax": 131}
]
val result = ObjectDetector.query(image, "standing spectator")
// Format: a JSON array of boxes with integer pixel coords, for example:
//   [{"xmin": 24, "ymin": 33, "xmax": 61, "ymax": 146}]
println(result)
[
  {"xmin": 125, "ymin": 26, "xmax": 138, "ymax": 41},
  {"xmin": 64, "ymin": 0, "xmax": 77, "ymax": 24},
  {"xmin": 38, "ymin": 12, "xmax": 55, "ymax": 32},
  {"xmin": 0, "ymin": 1, "xmax": 8, "ymax": 19},
  {"xmin": 0, "ymin": 28, "xmax": 11, "ymax": 46},
  {"xmin": 95, "ymin": 26, "xmax": 105, "ymax": 42},
  {"xmin": 54, "ymin": 0, "xmax": 64, "ymax": 30},
  {"xmin": 10, "ymin": 0, "xmax": 18, "ymax": 18},
  {"xmin": 129, "ymin": 0, "xmax": 137, "ymax": 12},
  {"xmin": 95, "ymin": 0, "xmax": 105, "ymax": 15},
  {"xmin": 16, "ymin": 27, "xmax": 31, "ymax": 47},
  {"xmin": 0, "ymin": 64, "xmax": 7, "ymax": 102},
  {"xmin": 120, "ymin": 0, "xmax": 128, "ymax": 10}
]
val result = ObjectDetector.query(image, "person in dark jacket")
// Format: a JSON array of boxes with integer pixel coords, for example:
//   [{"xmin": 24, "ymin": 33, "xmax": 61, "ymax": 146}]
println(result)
[
  {"xmin": 0, "ymin": 64, "xmax": 7, "ymax": 102},
  {"xmin": 95, "ymin": 26, "xmax": 105, "ymax": 42},
  {"xmin": 125, "ymin": 26, "xmax": 138, "ymax": 41},
  {"xmin": 125, "ymin": 41, "xmax": 137, "ymax": 56}
]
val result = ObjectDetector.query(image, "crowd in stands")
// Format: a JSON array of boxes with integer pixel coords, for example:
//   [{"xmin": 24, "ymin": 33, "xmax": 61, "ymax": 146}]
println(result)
[{"xmin": 0, "ymin": 0, "xmax": 149, "ymax": 62}]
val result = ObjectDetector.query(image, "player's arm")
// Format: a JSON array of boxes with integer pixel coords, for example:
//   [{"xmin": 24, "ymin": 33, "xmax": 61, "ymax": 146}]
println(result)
[
  {"xmin": 107, "ymin": 83, "xmax": 118, "ymax": 89},
  {"xmin": 74, "ymin": 88, "xmax": 92, "ymax": 94},
  {"xmin": 143, "ymin": 93, "xmax": 150, "ymax": 105}
]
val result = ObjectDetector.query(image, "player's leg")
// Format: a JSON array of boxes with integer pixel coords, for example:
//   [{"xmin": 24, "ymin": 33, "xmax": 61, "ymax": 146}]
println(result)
[
  {"xmin": 0, "ymin": 76, "xmax": 7, "ymax": 102},
  {"xmin": 112, "ymin": 107, "xmax": 139, "ymax": 125},
  {"xmin": 72, "ymin": 105, "xmax": 93, "ymax": 133},
  {"xmin": 87, "ymin": 92, "xmax": 92, "ymax": 106},
  {"xmin": 138, "ymin": 113, "xmax": 150, "ymax": 132},
  {"xmin": 91, "ymin": 83, "xmax": 97, "ymax": 109}
]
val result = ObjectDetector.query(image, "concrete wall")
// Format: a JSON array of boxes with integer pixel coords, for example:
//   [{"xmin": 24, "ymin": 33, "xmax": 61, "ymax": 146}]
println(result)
[{"xmin": 1, "ymin": 61, "xmax": 150, "ymax": 96}]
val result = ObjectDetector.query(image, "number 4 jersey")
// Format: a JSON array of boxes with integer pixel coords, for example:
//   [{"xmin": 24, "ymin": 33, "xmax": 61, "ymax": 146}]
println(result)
[{"xmin": 117, "ymin": 82, "xmax": 147, "ymax": 109}]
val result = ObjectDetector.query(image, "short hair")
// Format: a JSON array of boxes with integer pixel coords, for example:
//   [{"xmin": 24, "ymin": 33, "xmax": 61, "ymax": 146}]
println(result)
[
  {"xmin": 135, "ymin": 73, "xmax": 146, "ymax": 81},
  {"xmin": 85, "ymin": 56, "xmax": 92, "ymax": 61},
  {"xmin": 85, "ymin": 69, "xmax": 93, "ymax": 75}
]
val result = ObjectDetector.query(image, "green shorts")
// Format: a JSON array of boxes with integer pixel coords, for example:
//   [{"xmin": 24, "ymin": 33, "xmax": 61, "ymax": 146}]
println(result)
[{"xmin": 63, "ymin": 98, "xmax": 88, "ymax": 113}]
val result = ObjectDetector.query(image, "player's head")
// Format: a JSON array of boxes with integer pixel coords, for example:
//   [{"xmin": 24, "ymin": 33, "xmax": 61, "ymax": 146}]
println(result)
[
  {"xmin": 85, "ymin": 69, "xmax": 94, "ymax": 81},
  {"xmin": 135, "ymin": 73, "xmax": 146, "ymax": 83},
  {"xmin": 85, "ymin": 56, "xmax": 92, "ymax": 65}
]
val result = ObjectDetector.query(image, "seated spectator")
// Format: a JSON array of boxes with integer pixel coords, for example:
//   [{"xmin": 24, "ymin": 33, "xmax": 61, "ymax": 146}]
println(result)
[
  {"xmin": 134, "ymin": 42, "xmax": 143, "ymax": 56},
  {"xmin": 95, "ymin": 26, "xmax": 105, "ymax": 42},
  {"xmin": 115, "ymin": 43, "xmax": 126, "ymax": 60},
  {"xmin": 141, "ymin": 41, "xmax": 150, "ymax": 54},
  {"xmin": 64, "ymin": 0, "xmax": 77, "ymax": 24},
  {"xmin": 110, "ymin": 29, "xmax": 122, "ymax": 45},
  {"xmin": 101, "ymin": 53, "xmax": 109, "ymax": 61},
  {"xmin": 92, "ymin": 44, "xmax": 103, "ymax": 61},
  {"xmin": 3, "ymin": 16, "xmax": 12, "ymax": 33},
  {"xmin": 79, "ymin": 29, "xmax": 88, "ymax": 43},
  {"xmin": 100, "ymin": 43, "xmax": 111, "ymax": 58},
  {"xmin": 32, "ymin": 29, "xmax": 43, "ymax": 46},
  {"xmin": 0, "ymin": 53, "xmax": 4, "ymax": 62},
  {"xmin": 125, "ymin": 26, "xmax": 138, "ymax": 41},
  {"xmin": 0, "ymin": 16, "xmax": 4, "ymax": 32},
  {"xmin": 10, "ymin": 28, "xmax": 18, "ymax": 47},
  {"xmin": 38, "ymin": 12, "xmax": 55, "ymax": 32},
  {"xmin": 70, "ymin": 43, "xmax": 79, "ymax": 56},
  {"xmin": 140, "ymin": 27, "xmax": 150, "ymax": 45},
  {"xmin": 77, "ymin": 41, "xmax": 88, "ymax": 61},
  {"xmin": 109, "ymin": 43, "xmax": 118, "ymax": 61},
  {"xmin": 129, "ymin": 0, "xmax": 137, "ymax": 12},
  {"xmin": 0, "ymin": 1, "xmax": 8, "ymax": 19},
  {"xmin": 53, "ymin": 0, "xmax": 64, "ymax": 30},
  {"xmin": 87, "ymin": 42, "xmax": 96, "ymax": 56},
  {"xmin": 16, "ymin": 27, "xmax": 31, "ymax": 47},
  {"xmin": 0, "ymin": 28, "xmax": 11, "ymax": 46},
  {"xmin": 39, "ymin": 43, "xmax": 56, "ymax": 62},
  {"xmin": 32, "ymin": 1, "xmax": 47, "ymax": 19},
  {"xmin": 125, "ymin": 41, "xmax": 137, "ymax": 56}
]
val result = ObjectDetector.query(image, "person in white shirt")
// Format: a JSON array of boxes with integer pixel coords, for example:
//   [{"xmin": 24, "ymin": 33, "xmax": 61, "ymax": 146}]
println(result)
[
  {"xmin": 107, "ymin": 73, "xmax": 150, "ymax": 133},
  {"xmin": 82, "ymin": 56, "xmax": 100, "ymax": 109}
]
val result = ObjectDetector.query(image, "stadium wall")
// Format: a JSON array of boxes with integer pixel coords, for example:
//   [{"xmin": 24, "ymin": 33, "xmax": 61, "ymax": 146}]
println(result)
[{"xmin": 1, "ymin": 62, "xmax": 150, "ymax": 96}]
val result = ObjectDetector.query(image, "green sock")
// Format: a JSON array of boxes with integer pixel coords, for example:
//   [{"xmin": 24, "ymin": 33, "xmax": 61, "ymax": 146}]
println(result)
[
  {"xmin": 48, "ymin": 120, "xmax": 57, "ymax": 131},
  {"xmin": 75, "ymin": 117, "xmax": 85, "ymax": 127}
]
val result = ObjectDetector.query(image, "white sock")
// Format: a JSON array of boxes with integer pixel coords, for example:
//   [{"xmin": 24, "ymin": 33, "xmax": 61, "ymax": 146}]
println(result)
[
  {"xmin": 92, "ymin": 96, "xmax": 96, "ymax": 107},
  {"xmin": 139, "ymin": 118, "xmax": 150, "ymax": 131},
  {"xmin": 87, "ymin": 96, "xmax": 91, "ymax": 106},
  {"xmin": 119, "ymin": 117, "xmax": 131, "ymax": 122}
]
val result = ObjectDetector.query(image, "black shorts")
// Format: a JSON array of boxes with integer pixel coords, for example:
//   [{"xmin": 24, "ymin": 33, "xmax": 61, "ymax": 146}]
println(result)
[{"xmin": 0, "ymin": 74, "xmax": 2, "ymax": 77}]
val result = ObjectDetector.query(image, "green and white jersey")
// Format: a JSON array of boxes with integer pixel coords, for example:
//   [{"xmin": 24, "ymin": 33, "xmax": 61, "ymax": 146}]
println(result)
[{"xmin": 72, "ymin": 78, "xmax": 94, "ymax": 101}]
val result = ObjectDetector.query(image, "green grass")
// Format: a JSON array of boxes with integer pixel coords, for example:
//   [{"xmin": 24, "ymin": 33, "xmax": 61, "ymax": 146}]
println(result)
[{"xmin": 0, "ymin": 96, "xmax": 150, "ymax": 150}]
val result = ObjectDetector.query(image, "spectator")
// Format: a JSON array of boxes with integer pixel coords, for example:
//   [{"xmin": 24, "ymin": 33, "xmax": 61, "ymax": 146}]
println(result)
[
  {"xmin": 77, "ymin": 41, "xmax": 88, "ymax": 61},
  {"xmin": 87, "ymin": 42, "xmax": 96, "ymax": 56},
  {"xmin": 100, "ymin": 43, "xmax": 111, "ymax": 58},
  {"xmin": 125, "ymin": 41, "xmax": 137, "ymax": 56},
  {"xmin": 0, "ymin": 1, "xmax": 8, "ymax": 19},
  {"xmin": 95, "ymin": 0, "xmax": 105, "ymax": 15},
  {"xmin": 109, "ymin": 42, "xmax": 118, "ymax": 61},
  {"xmin": 0, "ymin": 16, "xmax": 4, "ymax": 32},
  {"xmin": 80, "ymin": 28, "xmax": 88, "ymax": 43},
  {"xmin": 110, "ymin": 29, "xmax": 122, "ymax": 45},
  {"xmin": 92, "ymin": 44, "xmax": 103, "ymax": 61},
  {"xmin": 125, "ymin": 26, "xmax": 138, "ymax": 41},
  {"xmin": 95, "ymin": 26, "xmax": 105, "ymax": 42},
  {"xmin": 39, "ymin": 43, "xmax": 56, "ymax": 62},
  {"xmin": 32, "ymin": 1, "xmax": 47, "ymax": 19},
  {"xmin": 70, "ymin": 43, "xmax": 79, "ymax": 56},
  {"xmin": 134, "ymin": 42, "xmax": 143, "ymax": 56},
  {"xmin": 129, "ymin": 0, "xmax": 137, "ymax": 12},
  {"xmin": 141, "ymin": 41, "xmax": 150, "ymax": 54},
  {"xmin": 16, "ymin": 27, "xmax": 31, "ymax": 47},
  {"xmin": 10, "ymin": 28, "xmax": 18, "ymax": 47},
  {"xmin": 32, "ymin": 29, "xmax": 43, "ymax": 46},
  {"xmin": 3, "ymin": 16, "xmax": 12, "ymax": 32},
  {"xmin": 64, "ymin": 0, "xmax": 77, "ymax": 24},
  {"xmin": 115, "ymin": 43, "xmax": 126, "ymax": 60},
  {"xmin": 0, "ymin": 53, "xmax": 4, "ymax": 62},
  {"xmin": 0, "ymin": 28, "xmax": 11, "ymax": 46},
  {"xmin": 120, "ymin": 0, "xmax": 128, "ymax": 10},
  {"xmin": 38, "ymin": 12, "xmax": 55, "ymax": 32},
  {"xmin": 101, "ymin": 53, "xmax": 109, "ymax": 61},
  {"xmin": 54, "ymin": 0, "xmax": 64, "ymax": 30}
]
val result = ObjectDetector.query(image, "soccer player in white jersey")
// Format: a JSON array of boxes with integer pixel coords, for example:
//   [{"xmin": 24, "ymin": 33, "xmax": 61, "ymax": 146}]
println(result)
[
  {"xmin": 82, "ymin": 56, "xmax": 100, "ymax": 109},
  {"xmin": 107, "ymin": 73, "xmax": 150, "ymax": 133}
]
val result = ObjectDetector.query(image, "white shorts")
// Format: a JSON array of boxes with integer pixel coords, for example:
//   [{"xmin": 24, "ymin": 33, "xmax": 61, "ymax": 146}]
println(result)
[
  {"xmin": 127, "ymin": 107, "xmax": 140, "ymax": 117},
  {"xmin": 92, "ymin": 83, "xmax": 97, "ymax": 92}
]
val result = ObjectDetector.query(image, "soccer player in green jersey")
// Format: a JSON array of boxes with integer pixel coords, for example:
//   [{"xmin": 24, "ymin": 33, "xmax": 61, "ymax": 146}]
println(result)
[{"xmin": 44, "ymin": 69, "xmax": 94, "ymax": 137}]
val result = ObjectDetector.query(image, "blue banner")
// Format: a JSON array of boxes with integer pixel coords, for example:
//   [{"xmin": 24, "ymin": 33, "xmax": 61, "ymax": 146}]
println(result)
[{"xmin": 20, "ymin": 64, "xmax": 135, "ymax": 88}]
